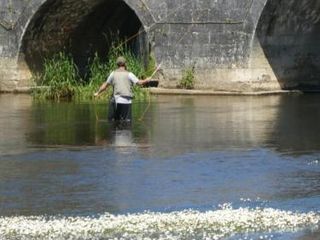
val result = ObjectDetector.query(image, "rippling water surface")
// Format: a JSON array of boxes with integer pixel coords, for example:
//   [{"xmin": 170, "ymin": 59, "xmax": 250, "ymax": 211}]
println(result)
[{"xmin": 0, "ymin": 93, "xmax": 320, "ymax": 239}]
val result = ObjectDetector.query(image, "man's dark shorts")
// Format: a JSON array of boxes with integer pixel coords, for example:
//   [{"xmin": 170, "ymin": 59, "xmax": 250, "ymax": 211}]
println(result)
[{"xmin": 108, "ymin": 100, "xmax": 132, "ymax": 122}]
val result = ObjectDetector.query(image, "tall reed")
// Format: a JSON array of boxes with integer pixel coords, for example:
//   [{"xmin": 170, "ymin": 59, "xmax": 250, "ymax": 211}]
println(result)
[
  {"xmin": 33, "ymin": 52, "xmax": 78, "ymax": 100},
  {"xmin": 74, "ymin": 53, "xmax": 111, "ymax": 101},
  {"xmin": 33, "ymin": 39, "xmax": 154, "ymax": 102}
]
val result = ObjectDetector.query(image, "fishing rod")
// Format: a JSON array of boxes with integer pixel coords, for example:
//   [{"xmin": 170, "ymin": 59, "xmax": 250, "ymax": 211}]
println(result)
[
  {"xmin": 115, "ymin": 1, "xmax": 190, "ymax": 50},
  {"xmin": 138, "ymin": 63, "xmax": 162, "ymax": 122},
  {"xmin": 149, "ymin": 63, "xmax": 162, "ymax": 80}
]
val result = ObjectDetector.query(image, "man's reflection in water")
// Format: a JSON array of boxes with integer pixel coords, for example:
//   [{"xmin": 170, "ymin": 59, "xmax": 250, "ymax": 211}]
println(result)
[
  {"xmin": 95, "ymin": 121, "xmax": 134, "ymax": 147},
  {"xmin": 111, "ymin": 122, "xmax": 136, "ymax": 148}
]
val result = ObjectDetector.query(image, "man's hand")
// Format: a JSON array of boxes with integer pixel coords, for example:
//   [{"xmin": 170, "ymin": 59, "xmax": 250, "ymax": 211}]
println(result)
[{"xmin": 94, "ymin": 82, "xmax": 108, "ymax": 97}]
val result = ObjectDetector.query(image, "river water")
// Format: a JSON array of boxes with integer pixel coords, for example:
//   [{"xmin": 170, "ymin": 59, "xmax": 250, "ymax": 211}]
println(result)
[{"xmin": 0, "ymin": 93, "xmax": 320, "ymax": 239}]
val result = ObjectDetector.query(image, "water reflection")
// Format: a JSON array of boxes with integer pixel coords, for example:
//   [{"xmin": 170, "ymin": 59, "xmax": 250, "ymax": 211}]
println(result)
[
  {"xmin": 23, "ymin": 101, "xmax": 150, "ymax": 149},
  {"xmin": 0, "ymin": 94, "xmax": 320, "ymax": 220},
  {"xmin": 270, "ymin": 94, "xmax": 320, "ymax": 154},
  {"xmin": 0, "ymin": 94, "xmax": 32, "ymax": 155},
  {"xmin": 149, "ymin": 95, "xmax": 281, "ymax": 156},
  {"xmin": 1, "ymin": 94, "xmax": 320, "ymax": 156}
]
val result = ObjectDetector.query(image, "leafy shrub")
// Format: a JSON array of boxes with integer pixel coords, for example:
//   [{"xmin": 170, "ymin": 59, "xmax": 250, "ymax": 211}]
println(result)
[{"xmin": 178, "ymin": 65, "xmax": 196, "ymax": 89}]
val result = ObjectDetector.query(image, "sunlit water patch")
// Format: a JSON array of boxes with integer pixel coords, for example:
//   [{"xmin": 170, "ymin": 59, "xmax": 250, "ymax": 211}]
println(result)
[
  {"xmin": 1, "ymin": 205, "xmax": 319, "ymax": 240},
  {"xmin": 308, "ymin": 159, "xmax": 320, "ymax": 166}
]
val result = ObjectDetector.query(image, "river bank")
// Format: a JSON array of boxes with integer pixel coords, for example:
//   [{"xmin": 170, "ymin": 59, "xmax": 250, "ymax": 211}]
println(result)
[
  {"xmin": 149, "ymin": 88, "xmax": 303, "ymax": 96},
  {"xmin": 0, "ymin": 86, "xmax": 304, "ymax": 96}
]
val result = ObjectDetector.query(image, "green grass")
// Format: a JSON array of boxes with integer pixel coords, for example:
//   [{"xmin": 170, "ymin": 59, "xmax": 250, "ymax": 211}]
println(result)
[
  {"xmin": 33, "ymin": 52, "xmax": 78, "ymax": 100},
  {"xmin": 33, "ymin": 40, "xmax": 155, "ymax": 102}
]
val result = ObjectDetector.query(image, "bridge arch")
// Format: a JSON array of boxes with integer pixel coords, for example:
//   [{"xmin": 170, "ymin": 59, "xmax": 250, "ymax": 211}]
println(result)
[
  {"xmin": 254, "ymin": 0, "xmax": 320, "ymax": 90},
  {"xmin": 16, "ymin": 0, "xmax": 155, "ymax": 78}
]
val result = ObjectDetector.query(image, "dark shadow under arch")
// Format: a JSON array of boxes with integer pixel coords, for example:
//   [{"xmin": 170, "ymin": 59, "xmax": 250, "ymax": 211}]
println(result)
[
  {"xmin": 256, "ymin": 0, "xmax": 320, "ymax": 91},
  {"xmin": 20, "ymin": 0, "xmax": 149, "ymax": 78}
]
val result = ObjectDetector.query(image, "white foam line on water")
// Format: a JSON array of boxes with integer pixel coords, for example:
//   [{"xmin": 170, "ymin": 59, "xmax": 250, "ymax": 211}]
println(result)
[{"xmin": 1, "ymin": 205, "xmax": 319, "ymax": 240}]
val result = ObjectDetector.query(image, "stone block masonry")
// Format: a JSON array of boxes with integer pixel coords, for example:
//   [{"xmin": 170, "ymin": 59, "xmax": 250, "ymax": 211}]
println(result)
[{"xmin": 0, "ymin": 0, "xmax": 320, "ymax": 92}]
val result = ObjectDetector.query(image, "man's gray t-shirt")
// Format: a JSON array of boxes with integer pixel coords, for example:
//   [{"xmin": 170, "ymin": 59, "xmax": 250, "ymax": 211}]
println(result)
[{"xmin": 106, "ymin": 71, "xmax": 139, "ymax": 104}]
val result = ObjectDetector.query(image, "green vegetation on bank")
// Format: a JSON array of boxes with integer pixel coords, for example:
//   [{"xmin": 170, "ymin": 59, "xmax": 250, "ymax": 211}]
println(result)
[
  {"xmin": 178, "ymin": 65, "xmax": 196, "ymax": 89},
  {"xmin": 33, "ymin": 52, "xmax": 78, "ymax": 100},
  {"xmin": 32, "ymin": 42, "xmax": 153, "ymax": 102}
]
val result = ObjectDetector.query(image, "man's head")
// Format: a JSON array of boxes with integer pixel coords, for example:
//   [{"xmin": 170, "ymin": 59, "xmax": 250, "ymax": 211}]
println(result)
[{"xmin": 116, "ymin": 56, "xmax": 126, "ymax": 67}]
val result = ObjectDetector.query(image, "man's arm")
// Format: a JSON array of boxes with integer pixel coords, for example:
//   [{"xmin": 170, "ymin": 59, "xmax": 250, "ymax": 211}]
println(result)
[
  {"xmin": 94, "ymin": 82, "xmax": 109, "ymax": 97},
  {"xmin": 94, "ymin": 72, "xmax": 114, "ymax": 97},
  {"xmin": 129, "ymin": 72, "xmax": 150, "ymax": 86},
  {"xmin": 136, "ymin": 78, "xmax": 151, "ymax": 86}
]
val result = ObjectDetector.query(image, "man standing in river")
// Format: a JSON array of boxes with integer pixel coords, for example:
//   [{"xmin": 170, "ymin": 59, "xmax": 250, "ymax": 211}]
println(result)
[{"xmin": 94, "ymin": 56, "xmax": 150, "ymax": 122}]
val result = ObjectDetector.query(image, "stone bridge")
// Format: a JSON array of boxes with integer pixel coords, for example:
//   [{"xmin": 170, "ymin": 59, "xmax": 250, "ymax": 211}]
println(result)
[{"xmin": 0, "ymin": 0, "xmax": 319, "ymax": 92}]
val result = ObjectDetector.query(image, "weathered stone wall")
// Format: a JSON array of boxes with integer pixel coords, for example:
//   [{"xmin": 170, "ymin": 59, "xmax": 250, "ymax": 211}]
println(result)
[
  {"xmin": 256, "ymin": 0, "xmax": 320, "ymax": 90},
  {"xmin": 0, "ymin": 0, "xmax": 319, "ymax": 92}
]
